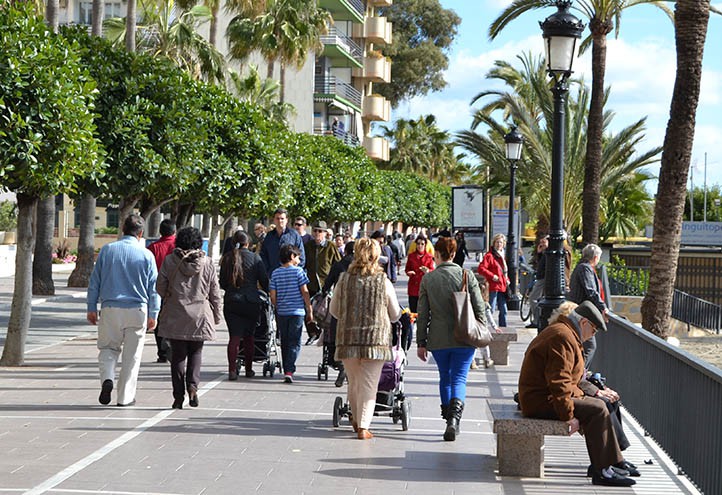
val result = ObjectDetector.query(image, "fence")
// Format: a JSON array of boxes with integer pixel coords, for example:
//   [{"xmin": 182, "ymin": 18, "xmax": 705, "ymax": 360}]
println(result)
[{"xmin": 594, "ymin": 315, "xmax": 722, "ymax": 495}]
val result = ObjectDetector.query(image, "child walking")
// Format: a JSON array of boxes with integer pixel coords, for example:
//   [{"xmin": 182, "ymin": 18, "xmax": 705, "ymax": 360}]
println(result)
[
  {"xmin": 472, "ymin": 276, "xmax": 502, "ymax": 369},
  {"xmin": 270, "ymin": 245, "xmax": 313, "ymax": 383}
]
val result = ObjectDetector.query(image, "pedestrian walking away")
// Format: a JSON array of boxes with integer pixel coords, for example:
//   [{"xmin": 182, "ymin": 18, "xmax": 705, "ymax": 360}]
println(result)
[
  {"xmin": 146, "ymin": 219, "xmax": 176, "ymax": 363},
  {"xmin": 87, "ymin": 214, "xmax": 160, "ymax": 407}
]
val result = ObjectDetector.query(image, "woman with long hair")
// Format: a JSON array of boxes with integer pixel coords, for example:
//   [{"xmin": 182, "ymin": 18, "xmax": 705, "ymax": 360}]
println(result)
[
  {"xmin": 417, "ymin": 237, "xmax": 486, "ymax": 441},
  {"xmin": 478, "ymin": 233, "xmax": 510, "ymax": 327},
  {"xmin": 219, "ymin": 230, "xmax": 269, "ymax": 380},
  {"xmin": 330, "ymin": 238, "xmax": 401, "ymax": 439},
  {"xmin": 157, "ymin": 227, "xmax": 222, "ymax": 409}
]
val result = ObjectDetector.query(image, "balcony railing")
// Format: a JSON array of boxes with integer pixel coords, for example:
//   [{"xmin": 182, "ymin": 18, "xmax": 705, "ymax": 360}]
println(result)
[
  {"xmin": 320, "ymin": 28, "xmax": 363, "ymax": 66},
  {"xmin": 318, "ymin": 0, "xmax": 365, "ymax": 23},
  {"xmin": 314, "ymin": 76, "xmax": 362, "ymax": 109},
  {"xmin": 313, "ymin": 127, "xmax": 360, "ymax": 147}
]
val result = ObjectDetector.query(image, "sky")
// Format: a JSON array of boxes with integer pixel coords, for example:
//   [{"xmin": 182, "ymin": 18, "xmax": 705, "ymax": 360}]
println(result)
[{"xmin": 393, "ymin": 0, "xmax": 722, "ymax": 191}]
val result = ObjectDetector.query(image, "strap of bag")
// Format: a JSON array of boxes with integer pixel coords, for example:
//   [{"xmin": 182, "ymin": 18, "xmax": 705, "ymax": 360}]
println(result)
[{"xmin": 461, "ymin": 269, "xmax": 469, "ymax": 293}]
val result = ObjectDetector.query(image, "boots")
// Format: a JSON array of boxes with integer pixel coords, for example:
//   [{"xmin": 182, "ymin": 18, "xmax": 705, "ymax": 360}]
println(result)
[
  {"xmin": 440, "ymin": 404, "xmax": 449, "ymax": 420},
  {"xmin": 334, "ymin": 369, "xmax": 346, "ymax": 387},
  {"xmin": 444, "ymin": 398, "xmax": 464, "ymax": 441}
]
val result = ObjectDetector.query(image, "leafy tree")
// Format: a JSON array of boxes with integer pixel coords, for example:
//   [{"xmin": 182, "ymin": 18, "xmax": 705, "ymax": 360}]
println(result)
[
  {"xmin": 227, "ymin": 0, "xmax": 330, "ymax": 101},
  {"xmin": 229, "ymin": 65, "xmax": 295, "ymax": 125},
  {"xmin": 456, "ymin": 53, "xmax": 660, "ymax": 239},
  {"xmin": 683, "ymin": 185, "xmax": 722, "ymax": 222},
  {"xmin": 376, "ymin": 0, "xmax": 461, "ymax": 106},
  {"xmin": 104, "ymin": 0, "xmax": 225, "ymax": 83},
  {"xmin": 489, "ymin": 0, "xmax": 673, "ymax": 245},
  {"xmin": 642, "ymin": 0, "xmax": 711, "ymax": 338},
  {"xmin": 0, "ymin": 201, "xmax": 18, "ymax": 232},
  {"xmin": 0, "ymin": 6, "xmax": 100, "ymax": 365},
  {"xmin": 599, "ymin": 171, "xmax": 653, "ymax": 241}
]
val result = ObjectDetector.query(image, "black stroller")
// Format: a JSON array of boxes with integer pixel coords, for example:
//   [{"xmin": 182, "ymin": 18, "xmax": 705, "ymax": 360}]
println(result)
[
  {"xmin": 332, "ymin": 311, "xmax": 413, "ymax": 431},
  {"xmin": 236, "ymin": 291, "xmax": 282, "ymax": 378}
]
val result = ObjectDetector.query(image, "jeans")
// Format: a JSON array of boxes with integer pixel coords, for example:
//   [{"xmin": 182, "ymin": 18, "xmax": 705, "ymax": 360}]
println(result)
[
  {"xmin": 277, "ymin": 315, "xmax": 304, "ymax": 374},
  {"xmin": 168, "ymin": 339, "xmax": 204, "ymax": 400},
  {"xmin": 489, "ymin": 290, "xmax": 508, "ymax": 327},
  {"xmin": 431, "ymin": 347, "xmax": 476, "ymax": 404}
]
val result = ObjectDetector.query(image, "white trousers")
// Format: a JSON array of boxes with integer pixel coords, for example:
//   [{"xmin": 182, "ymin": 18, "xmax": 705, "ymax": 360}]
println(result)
[
  {"xmin": 97, "ymin": 307, "xmax": 147, "ymax": 405},
  {"xmin": 342, "ymin": 358, "xmax": 385, "ymax": 430}
]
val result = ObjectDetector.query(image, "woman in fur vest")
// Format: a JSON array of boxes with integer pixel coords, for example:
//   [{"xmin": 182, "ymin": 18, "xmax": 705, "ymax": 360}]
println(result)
[{"xmin": 330, "ymin": 238, "xmax": 401, "ymax": 439}]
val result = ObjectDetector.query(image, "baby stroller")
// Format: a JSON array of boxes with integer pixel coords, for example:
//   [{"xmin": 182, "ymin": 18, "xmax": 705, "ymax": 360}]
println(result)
[
  {"xmin": 317, "ymin": 318, "xmax": 344, "ymax": 383},
  {"xmin": 332, "ymin": 314, "xmax": 412, "ymax": 431},
  {"xmin": 236, "ymin": 291, "xmax": 282, "ymax": 378}
]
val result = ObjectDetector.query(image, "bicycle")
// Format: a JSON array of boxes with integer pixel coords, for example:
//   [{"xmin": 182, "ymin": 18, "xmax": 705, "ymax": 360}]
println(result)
[{"xmin": 518, "ymin": 263, "xmax": 536, "ymax": 322}]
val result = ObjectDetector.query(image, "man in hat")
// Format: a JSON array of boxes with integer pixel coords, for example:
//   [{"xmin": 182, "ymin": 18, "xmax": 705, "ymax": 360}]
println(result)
[
  {"xmin": 370, "ymin": 229, "xmax": 397, "ymax": 283},
  {"xmin": 518, "ymin": 301, "xmax": 636, "ymax": 487},
  {"xmin": 304, "ymin": 220, "xmax": 341, "ymax": 296}
]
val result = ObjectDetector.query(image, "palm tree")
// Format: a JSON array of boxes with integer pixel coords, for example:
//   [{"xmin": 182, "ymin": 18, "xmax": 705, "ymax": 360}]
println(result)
[
  {"xmin": 641, "ymin": 0, "xmax": 711, "ymax": 338},
  {"xmin": 456, "ymin": 53, "xmax": 660, "ymax": 238},
  {"xmin": 489, "ymin": 0, "xmax": 672, "ymax": 245},
  {"xmin": 226, "ymin": 0, "xmax": 330, "ymax": 101},
  {"xmin": 228, "ymin": 65, "xmax": 295, "ymax": 124},
  {"xmin": 105, "ymin": 0, "xmax": 225, "ymax": 83},
  {"xmin": 380, "ymin": 115, "xmax": 470, "ymax": 186}
]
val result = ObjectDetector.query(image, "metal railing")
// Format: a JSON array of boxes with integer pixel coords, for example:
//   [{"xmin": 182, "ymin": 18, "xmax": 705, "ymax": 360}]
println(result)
[
  {"xmin": 320, "ymin": 28, "xmax": 363, "ymax": 64},
  {"xmin": 314, "ymin": 76, "xmax": 362, "ymax": 108},
  {"xmin": 594, "ymin": 315, "xmax": 722, "ymax": 495},
  {"xmin": 345, "ymin": 0, "xmax": 365, "ymax": 19},
  {"xmin": 604, "ymin": 265, "xmax": 722, "ymax": 333},
  {"xmin": 312, "ymin": 127, "xmax": 360, "ymax": 147}
]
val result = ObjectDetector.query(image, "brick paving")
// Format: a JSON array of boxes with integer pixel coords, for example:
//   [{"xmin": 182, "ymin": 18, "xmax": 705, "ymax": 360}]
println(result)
[{"xmin": 0, "ymin": 263, "xmax": 702, "ymax": 494}]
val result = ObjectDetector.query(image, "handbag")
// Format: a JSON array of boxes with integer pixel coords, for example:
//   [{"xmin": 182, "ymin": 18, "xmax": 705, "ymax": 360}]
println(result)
[{"xmin": 452, "ymin": 270, "xmax": 493, "ymax": 347}]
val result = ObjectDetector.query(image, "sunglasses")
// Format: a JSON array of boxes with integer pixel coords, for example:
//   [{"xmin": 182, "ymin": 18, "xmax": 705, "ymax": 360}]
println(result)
[
  {"xmin": 294, "ymin": 223, "xmax": 303, "ymax": 227},
  {"xmin": 313, "ymin": 229, "xmax": 326, "ymax": 233}
]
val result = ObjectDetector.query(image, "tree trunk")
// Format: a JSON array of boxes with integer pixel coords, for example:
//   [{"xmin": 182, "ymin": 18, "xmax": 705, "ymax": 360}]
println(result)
[
  {"xmin": 46, "ymin": 0, "xmax": 59, "ymax": 32},
  {"xmin": 146, "ymin": 209, "xmax": 162, "ymax": 238},
  {"xmin": 267, "ymin": 60, "xmax": 274, "ymax": 80},
  {"xmin": 32, "ymin": 196, "xmax": 56, "ymax": 296},
  {"xmin": 201, "ymin": 213, "xmax": 212, "ymax": 237},
  {"xmin": 125, "ymin": 0, "xmax": 136, "ymax": 52},
  {"xmin": 209, "ymin": 2, "xmax": 218, "ymax": 47},
  {"xmin": 176, "ymin": 202, "xmax": 195, "ymax": 229},
  {"xmin": 641, "ymin": 0, "xmax": 710, "ymax": 338},
  {"xmin": 0, "ymin": 194, "xmax": 38, "ymax": 366},
  {"xmin": 118, "ymin": 195, "xmax": 140, "ymax": 238},
  {"xmin": 223, "ymin": 216, "xmax": 237, "ymax": 240},
  {"xmin": 91, "ymin": 0, "xmax": 104, "ymax": 36},
  {"xmin": 582, "ymin": 26, "xmax": 610, "ymax": 246},
  {"xmin": 280, "ymin": 63, "xmax": 286, "ymax": 103},
  {"xmin": 68, "ymin": 194, "xmax": 97, "ymax": 288}
]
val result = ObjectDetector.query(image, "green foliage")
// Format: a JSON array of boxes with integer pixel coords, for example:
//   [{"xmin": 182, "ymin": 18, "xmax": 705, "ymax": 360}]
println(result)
[
  {"xmin": 0, "ymin": 200, "xmax": 18, "ymax": 231},
  {"xmin": 604, "ymin": 256, "xmax": 649, "ymax": 296},
  {"xmin": 229, "ymin": 65, "xmax": 295, "ymax": 125},
  {"xmin": 0, "ymin": 6, "xmax": 101, "ymax": 197},
  {"xmin": 376, "ymin": 0, "xmax": 461, "ymax": 106},
  {"xmin": 683, "ymin": 185, "xmax": 722, "ymax": 222},
  {"xmin": 95, "ymin": 226, "xmax": 119, "ymax": 235}
]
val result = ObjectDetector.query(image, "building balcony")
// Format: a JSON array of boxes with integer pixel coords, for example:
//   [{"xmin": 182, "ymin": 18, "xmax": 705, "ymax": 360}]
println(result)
[
  {"xmin": 363, "ymin": 136, "xmax": 390, "ymax": 161},
  {"xmin": 314, "ymin": 76, "xmax": 362, "ymax": 112},
  {"xmin": 352, "ymin": 56, "xmax": 391, "ymax": 83},
  {"xmin": 353, "ymin": 16, "xmax": 392, "ymax": 45},
  {"xmin": 368, "ymin": 0, "xmax": 393, "ymax": 6},
  {"xmin": 320, "ymin": 28, "xmax": 363, "ymax": 68},
  {"xmin": 318, "ymin": 0, "xmax": 364, "ymax": 24},
  {"xmin": 362, "ymin": 95, "xmax": 390, "ymax": 122}
]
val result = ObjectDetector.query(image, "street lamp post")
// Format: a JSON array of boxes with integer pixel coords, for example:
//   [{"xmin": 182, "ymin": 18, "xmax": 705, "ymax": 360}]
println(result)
[
  {"xmin": 537, "ymin": 0, "xmax": 584, "ymax": 329},
  {"xmin": 504, "ymin": 126, "xmax": 523, "ymax": 311}
]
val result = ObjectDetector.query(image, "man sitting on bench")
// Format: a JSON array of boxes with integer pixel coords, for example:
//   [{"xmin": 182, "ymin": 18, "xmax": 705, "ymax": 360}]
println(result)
[{"xmin": 518, "ymin": 301, "xmax": 636, "ymax": 487}]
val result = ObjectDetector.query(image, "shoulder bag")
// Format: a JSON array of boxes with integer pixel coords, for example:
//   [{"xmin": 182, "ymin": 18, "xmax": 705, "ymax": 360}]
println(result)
[{"xmin": 452, "ymin": 269, "xmax": 493, "ymax": 347}]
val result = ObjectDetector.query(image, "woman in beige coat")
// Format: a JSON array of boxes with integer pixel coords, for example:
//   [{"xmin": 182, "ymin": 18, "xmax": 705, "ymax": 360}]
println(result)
[
  {"xmin": 157, "ymin": 227, "xmax": 222, "ymax": 409},
  {"xmin": 330, "ymin": 238, "xmax": 401, "ymax": 439}
]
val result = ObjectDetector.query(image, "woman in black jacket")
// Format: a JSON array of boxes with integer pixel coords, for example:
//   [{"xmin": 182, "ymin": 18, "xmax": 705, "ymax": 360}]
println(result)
[{"xmin": 219, "ymin": 230, "xmax": 269, "ymax": 379}]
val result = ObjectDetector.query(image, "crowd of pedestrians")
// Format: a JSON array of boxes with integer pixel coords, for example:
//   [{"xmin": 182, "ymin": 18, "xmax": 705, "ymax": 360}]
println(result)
[{"xmin": 83, "ymin": 209, "xmax": 641, "ymax": 484}]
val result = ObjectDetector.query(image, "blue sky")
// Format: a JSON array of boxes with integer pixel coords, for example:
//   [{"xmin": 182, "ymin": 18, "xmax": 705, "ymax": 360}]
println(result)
[{"xmin": 393, "ymin": 0, "xmax": 722, "ymax": 190}]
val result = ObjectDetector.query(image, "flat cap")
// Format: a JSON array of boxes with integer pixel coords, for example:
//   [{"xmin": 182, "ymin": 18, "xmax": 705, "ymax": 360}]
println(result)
[{"xmin": 573, "ymin": 301, "xmax": 607, "ymax": 332}]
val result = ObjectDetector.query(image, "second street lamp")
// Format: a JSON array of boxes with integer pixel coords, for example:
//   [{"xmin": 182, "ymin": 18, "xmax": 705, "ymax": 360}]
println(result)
[
  {"xmin": 504, "ymin": 126, "xmax": 523, "ymax": 311},
  {"xmin": 538, "ymin": 0, "xmax": 584, "ymax": 328}
]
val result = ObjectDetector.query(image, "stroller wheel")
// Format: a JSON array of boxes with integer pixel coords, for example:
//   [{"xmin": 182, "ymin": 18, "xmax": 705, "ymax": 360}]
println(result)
[
  {"xmin": 262, "ymin": 362, "xmax": 269, "ymax": 377},
  {"xmin": 332, "ymin": 396, "xmax": 344, "ymax": 427},
  {"xmin": 268, "ymin": 361, "xmax": 276, "ymax": 378},
  {"xmin": 401, "ymin": 400, "xmax": 411, "ymax": 431},
  {"xmin": 317, "ymin": 364, "xmax": 323, "ymax": 381}
]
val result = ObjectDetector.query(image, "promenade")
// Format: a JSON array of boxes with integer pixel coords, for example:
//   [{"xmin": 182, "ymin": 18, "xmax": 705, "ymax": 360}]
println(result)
[{"xmin": 0, "ymin": 262, "xmax": 701, "ymax": 495}]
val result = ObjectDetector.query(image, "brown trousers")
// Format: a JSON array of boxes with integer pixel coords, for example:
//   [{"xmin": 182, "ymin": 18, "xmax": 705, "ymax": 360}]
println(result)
[{"xmin": 535, "ymin": 396, "xmax": 623, "ymax": 469}]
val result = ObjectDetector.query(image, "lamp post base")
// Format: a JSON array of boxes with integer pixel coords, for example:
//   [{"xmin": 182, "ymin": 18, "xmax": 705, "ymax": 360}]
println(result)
[{"xmin": 506, "ymin": 293, "xmax": 521, "ymax": 311}]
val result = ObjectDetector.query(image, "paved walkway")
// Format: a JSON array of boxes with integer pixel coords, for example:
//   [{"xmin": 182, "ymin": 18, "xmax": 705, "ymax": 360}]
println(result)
[{"xmin": 0, "ymin": 262, "xmax": 701, "ymax": 494}]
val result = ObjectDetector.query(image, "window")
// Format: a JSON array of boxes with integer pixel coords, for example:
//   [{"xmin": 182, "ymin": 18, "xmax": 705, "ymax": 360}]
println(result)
[{"xmin": 78, "ymin": 1, "xmax": 123, "ymax": 25}]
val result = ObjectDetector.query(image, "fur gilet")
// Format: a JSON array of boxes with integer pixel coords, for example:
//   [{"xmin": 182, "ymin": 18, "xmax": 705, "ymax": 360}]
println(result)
[{"xmin": 334, "ymin": 272, "xmax": 392, "ymax": 361}]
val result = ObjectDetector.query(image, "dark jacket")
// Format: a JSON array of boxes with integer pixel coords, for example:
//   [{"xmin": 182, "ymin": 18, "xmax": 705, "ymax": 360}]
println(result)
[
  {"xmin": 323, "ymin": 254, "xmax": 353, "ymax": 293},
  {"xmin": 568, "ymin": 261, "xmax": 607, "ymax": 312},
  {"xmin": 260, "ymin": 226, "xmax": 305, "ymax": 274},
  {"xmin": 304, "ymin": 239, "xmax": 342, "ymax": 295},
  {"xmin": 518, "ymin": 315, "xmax": 586, "ymax": 422},
  {"xmin": 219, "ymin": 248, "xmax": 269, "ymax": 301}
]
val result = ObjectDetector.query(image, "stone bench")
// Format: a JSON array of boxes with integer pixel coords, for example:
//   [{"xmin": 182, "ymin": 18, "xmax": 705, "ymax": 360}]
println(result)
[
  {"xmin": 488, "ymin": 399, "xmax": 569, "ymax": 477},
  {"xmin": 488, "ymin": 329, "xmax": 518, "ymax": 365}
]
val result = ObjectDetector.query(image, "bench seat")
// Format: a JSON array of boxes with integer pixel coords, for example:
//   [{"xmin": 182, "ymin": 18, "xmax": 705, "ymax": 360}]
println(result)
[
  {"xmin": 488, "ymin": 399, "xmax": 569, "ymax": 477},
  {"xmin": 488, "ymin": 329, "xmax": 518, "ymax": 365}
]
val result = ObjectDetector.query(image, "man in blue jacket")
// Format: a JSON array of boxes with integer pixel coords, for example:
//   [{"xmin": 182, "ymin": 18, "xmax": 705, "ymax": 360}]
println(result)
[
  {"xmin": 87, "ymin": 214, "xmax": 160, "ymax": 407},
  {"xmin": 261, "ymin": 208, "xmax": 306, "ymax": 275}
]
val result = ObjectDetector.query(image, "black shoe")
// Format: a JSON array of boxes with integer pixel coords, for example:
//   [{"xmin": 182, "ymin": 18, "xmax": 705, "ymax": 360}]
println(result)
[
  {"xmin": 99, "ymin": 379, "xmax": 113, "ymax": 405},
  {"xmin": 525, "ymin": 323, "xmax": 537, "ymax": 328},
  {"xmin": 228, "ymin": 371, "xmax": 238, "ymax": 381},
  {"xmin": 156, "ymin": 356, "xmax": 168, "ymax": 363},
  {"xmin": 188, "ymin": 388, "xmax": 199, "ymax": 407},
  {"xmin": 334, "ymin": 370, "xmax": 346, "ymax": 387},
  {"xmin": 172, "ymin": 398, "xmax": 183, "ymax": 409},
  {"xmin": 615, "ymin": 461, "xmax": 641, "ymax": 477},
  {"xmin": 245, "ymin": 369, "xmax": 255, "ymax": 378},
  {"xmin": 592, "ymin": 469, "xmax": 636, "ymax": 487},
  {"xmin": 117, "ymin": 399, "xmax": 136, "ymax": 407},
  {"xmin": 587, "ymin": 464, "xmax": 630, "ymax": 477}
]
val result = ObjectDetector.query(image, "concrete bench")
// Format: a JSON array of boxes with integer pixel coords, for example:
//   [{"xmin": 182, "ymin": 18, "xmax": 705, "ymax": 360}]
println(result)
[
  {"xmin": 488, "ymin": 329, "xmax": 518, "ymax": 365},
  {"xmin": 488, "ymin": 399, "xmax": 569, "ymax": 477}
]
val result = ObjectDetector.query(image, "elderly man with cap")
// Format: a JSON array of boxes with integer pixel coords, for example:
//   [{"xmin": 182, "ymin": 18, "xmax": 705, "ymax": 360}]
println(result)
[
  {"xmin": 518, "ymin": 301, "xmax": 636, "ymax": 487},
  {"xmin": 304, "ymin": 220, "xmax": 341, "ymax": 296}
]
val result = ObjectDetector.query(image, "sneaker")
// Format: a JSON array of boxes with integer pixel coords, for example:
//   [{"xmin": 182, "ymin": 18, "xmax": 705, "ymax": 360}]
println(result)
[
  {"xmin": 591, "ymin": 468, "xmax": 636, "ymax": 487},
  {"xmin": 117, "ymin": 399, "xmax": 136, "ymax": 407},
  {"xmin": 469, "ymin": 360, "xmax": 479, "ymax": 370},
  {"xmin": 283, "ymin": 373, "xmax": 293, "ymax": 383},
  {"xmin": 99, "ymin": 379, "xmax": 113, "ymax": 405},
  {"xmin": 484, "ymin": 358, "xmax": 494, "ymax": 368}
]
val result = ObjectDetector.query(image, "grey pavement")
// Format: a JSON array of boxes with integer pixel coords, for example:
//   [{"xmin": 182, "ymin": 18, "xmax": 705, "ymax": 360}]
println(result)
[{"xmin": 0, "ymin": 260, "xmax": 701, "ymax": 495}]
